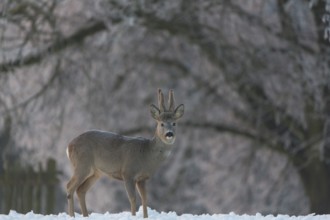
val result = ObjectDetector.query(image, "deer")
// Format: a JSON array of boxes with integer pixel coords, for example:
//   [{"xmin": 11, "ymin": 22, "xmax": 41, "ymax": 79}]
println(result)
[{"xmin": 66, "ymin": 89, "xmax": 184, "ymax": 218}]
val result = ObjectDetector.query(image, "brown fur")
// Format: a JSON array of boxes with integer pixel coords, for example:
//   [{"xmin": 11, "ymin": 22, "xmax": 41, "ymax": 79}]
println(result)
[{"xmin": 66, "ymin": 89, "xmax": 184, "ymax": 218}]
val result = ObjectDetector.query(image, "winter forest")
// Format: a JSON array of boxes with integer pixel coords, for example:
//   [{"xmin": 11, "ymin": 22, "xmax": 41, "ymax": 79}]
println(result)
[{"xmin": 1, "ymin": 0, "xmax": 330, "ymax": 217}]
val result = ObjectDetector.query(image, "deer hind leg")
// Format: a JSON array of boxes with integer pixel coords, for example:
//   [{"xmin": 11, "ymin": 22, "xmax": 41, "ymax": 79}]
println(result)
[
  {"xmin": 67, "ymin": 176, "xmax": 78, "ymax": 217},
  {"xmin": 66, "ymin": 168, "xmax": 92, "ymax": 217},
  {"xmin": 136, "ymin": 180, "xmax": 148, "ymax": 218},
  {"xmin": 124, "ymin": 178, "xmax": 137, "ymax": 216},
  {"xmin": 76, "ymin": 173, "xmax": 100, "ymax": 217}
]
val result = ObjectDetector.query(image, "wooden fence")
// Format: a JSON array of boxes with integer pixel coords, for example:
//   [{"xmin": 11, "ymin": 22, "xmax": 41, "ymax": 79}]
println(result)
[{"xmin": 0, "ymin": 158, "xmax": 60, "ymax": 214}]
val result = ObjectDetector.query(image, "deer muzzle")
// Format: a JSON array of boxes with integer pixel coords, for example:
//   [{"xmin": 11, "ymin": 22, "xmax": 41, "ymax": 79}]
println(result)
[{"xmin": 165, "ymin": 131, "xmax": 174, "ymax": 140}]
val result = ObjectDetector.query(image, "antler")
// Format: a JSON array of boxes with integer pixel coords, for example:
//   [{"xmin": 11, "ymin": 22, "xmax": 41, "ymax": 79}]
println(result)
[
  {"xmin": 168, "ymin": 90, "xmax": 175, "ymax": 112},
  {"xmin": 157, "ymin": 89, "xmax": 176, "ymax": 112},
  {"xmin": 158, "ymin": 89, "xmax": 166, "ymax": 112}
]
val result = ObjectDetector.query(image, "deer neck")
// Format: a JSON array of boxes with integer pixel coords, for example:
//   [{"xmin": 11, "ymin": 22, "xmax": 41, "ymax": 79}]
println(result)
[{"xmin": 150, "ymin": 133, "xmax": 173, "ymax": 159}]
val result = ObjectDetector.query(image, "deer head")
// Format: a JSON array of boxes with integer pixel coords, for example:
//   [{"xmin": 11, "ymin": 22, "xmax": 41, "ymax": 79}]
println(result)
[{"xmin": 150, "ymin": 89, "xmax": 184, "ymax": 144}]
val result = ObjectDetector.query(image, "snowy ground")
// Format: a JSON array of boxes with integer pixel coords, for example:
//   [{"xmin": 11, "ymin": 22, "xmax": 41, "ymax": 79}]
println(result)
[{"xmin": 0, "ymin": 208, "xmax": 329, "ymax": 220}]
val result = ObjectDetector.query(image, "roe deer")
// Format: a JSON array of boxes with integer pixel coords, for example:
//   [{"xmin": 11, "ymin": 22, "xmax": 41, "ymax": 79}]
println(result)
[{"xmin": 66, "ymin": 89, "xmax": 184, "ymax": 218}]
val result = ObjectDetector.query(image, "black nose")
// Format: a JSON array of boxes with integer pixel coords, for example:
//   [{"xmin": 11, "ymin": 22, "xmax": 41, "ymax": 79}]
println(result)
[{"xmin": 165, "ymin": 132, "xmax": 174, "ymax": 137}]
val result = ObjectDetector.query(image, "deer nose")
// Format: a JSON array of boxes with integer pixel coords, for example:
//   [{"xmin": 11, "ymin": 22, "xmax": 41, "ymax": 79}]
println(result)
[{"xmin": 165, "ymin": 132, "xmax": 174, "ymax": 138}]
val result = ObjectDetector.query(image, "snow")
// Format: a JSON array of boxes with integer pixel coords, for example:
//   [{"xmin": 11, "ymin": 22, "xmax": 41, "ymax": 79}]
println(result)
[{"xmin": 0, "ymin": 208, "xmax": 329, "ymax": 220}]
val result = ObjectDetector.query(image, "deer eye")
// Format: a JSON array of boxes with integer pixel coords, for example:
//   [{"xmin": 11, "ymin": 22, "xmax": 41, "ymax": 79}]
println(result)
[
  {"xmin": 161, "ymin": 123, "xmax": 164, "ymax": 127},
  {"xmin": 172, "ymin": 122, "xmax": 176, "ymax": 126}
]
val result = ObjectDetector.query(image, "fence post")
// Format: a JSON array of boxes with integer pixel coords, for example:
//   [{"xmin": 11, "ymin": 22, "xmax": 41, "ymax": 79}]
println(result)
[
  {"xmin": 3, "ymin": 168, "xmax": 13, "ymax": 214},
  {"xmin": 23, "ymin": 167, "xmax": 34, "ymax": 213},
  {"xmin": 45, "ymin": 158, "xmax": 57, "ymax": 214},
  {"xmin": 34, "ymin": 163, "xmax": 43, "ymax": 214}
]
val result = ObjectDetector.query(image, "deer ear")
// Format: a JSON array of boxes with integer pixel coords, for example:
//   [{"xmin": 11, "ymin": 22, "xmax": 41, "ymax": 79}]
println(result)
[
  {"xmin": 150, "ymin": 104, "xmax": 161, "ymax": 120},
  {"xmin": 174, "ymin": 104, "xmax": 184, "ymax": 119}
]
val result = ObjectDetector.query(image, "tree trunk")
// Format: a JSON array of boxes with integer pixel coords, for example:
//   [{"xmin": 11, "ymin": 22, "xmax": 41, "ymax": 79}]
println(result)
[{"xmin": 294, "ymin": 157, "xmax": 330, "ymax": 214}]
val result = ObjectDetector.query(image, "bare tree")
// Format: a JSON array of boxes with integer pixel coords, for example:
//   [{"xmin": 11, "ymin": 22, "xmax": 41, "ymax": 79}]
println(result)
[{"xmin": 1, "ymin": 0, "xmax": 329, "ymax": 215}]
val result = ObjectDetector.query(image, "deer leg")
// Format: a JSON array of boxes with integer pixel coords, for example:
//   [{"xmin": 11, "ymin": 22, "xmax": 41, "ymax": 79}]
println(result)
[
  {"xmin": 76, "ymin": 173, "xmax": 99, "ymax": 217},
  {"xmin": 136, "ymin": 180, "xmax": 148, "ymax": 218},
  {"xmin": 66, "ymin": 168, "xmax": 91, "ymax": 217},
  {"xmin": 67, "ymin": 176, "xmax": 79, "ymax": 217},
  {"xmin": 124, "ymin": 179, "xmax": 137, "ymax": 216}
]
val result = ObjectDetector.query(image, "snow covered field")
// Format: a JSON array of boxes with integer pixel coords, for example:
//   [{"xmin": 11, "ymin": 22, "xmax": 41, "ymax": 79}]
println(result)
[{"xmin": 0, "ymin": 208, "xmax": 329, "ymax": 220}]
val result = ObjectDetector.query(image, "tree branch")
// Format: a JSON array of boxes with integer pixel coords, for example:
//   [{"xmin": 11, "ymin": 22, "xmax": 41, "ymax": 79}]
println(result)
[
  {"xmin": 6, "ymin": 60, "xmax": 61, "ymax": 113},
  {"xmin": 0, "ymin": 20, "xmax": 107, "ymax": 73},
  {"xmin": 181, "ymin": 121, "xmax": 285, "ymax": 154}
]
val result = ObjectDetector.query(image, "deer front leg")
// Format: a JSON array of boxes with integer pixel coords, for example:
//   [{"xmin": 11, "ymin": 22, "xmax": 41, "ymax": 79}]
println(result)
[
  {"xmin": 136, "ymin": 180, "xmax": 148, "ymax": 218},
  {"xmin": 124, "ymin": 179, "xmax": 137, "ymax": 216}
]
